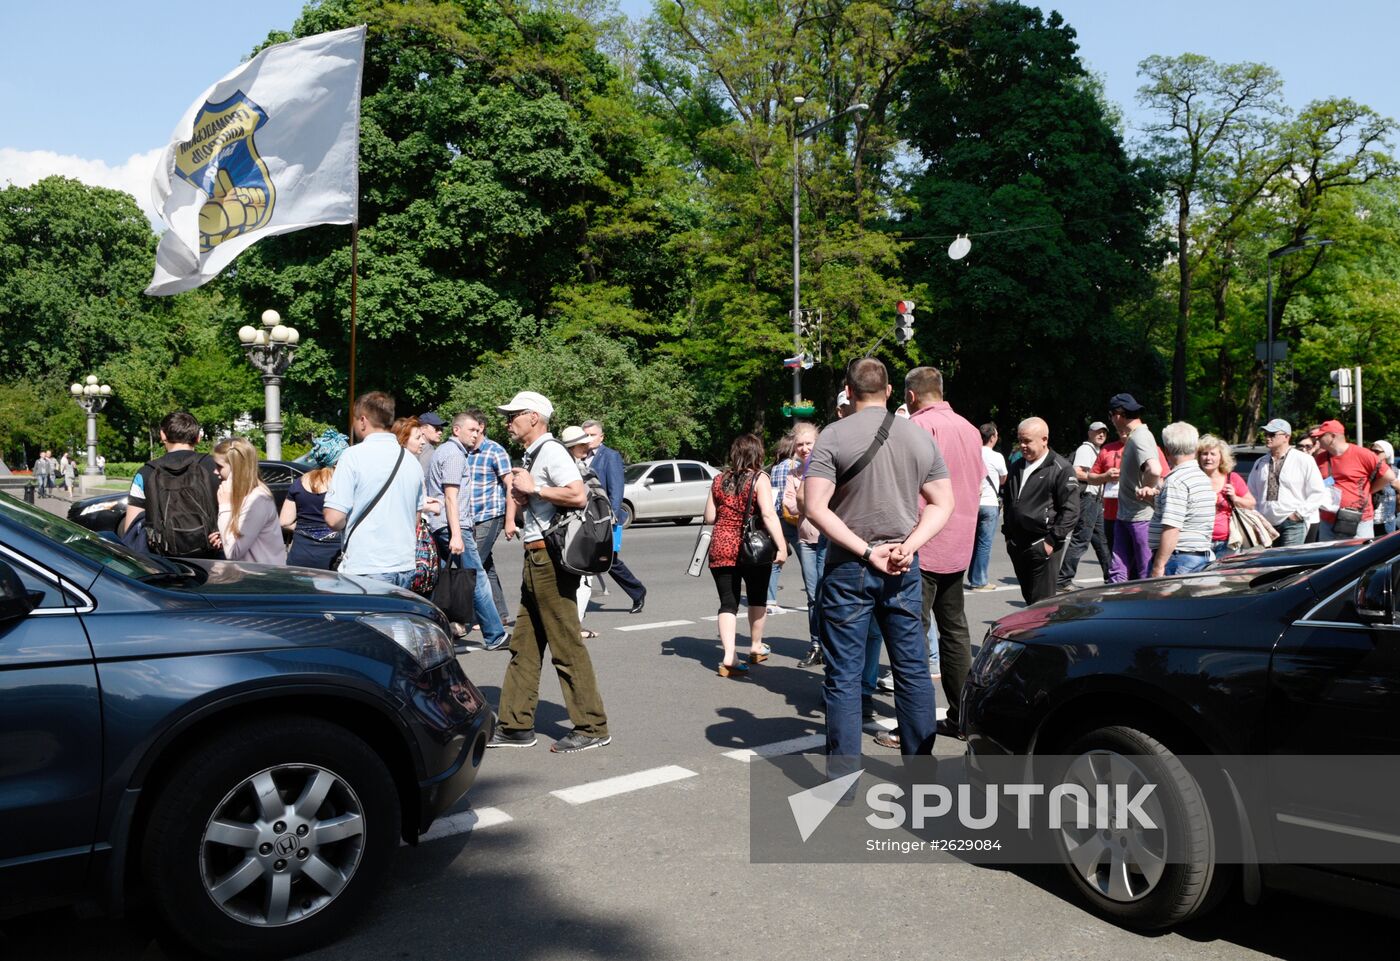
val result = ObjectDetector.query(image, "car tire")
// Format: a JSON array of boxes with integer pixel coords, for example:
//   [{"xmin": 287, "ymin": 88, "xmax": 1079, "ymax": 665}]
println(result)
[
  {"xmin": 1048, "ymin": 725, "xmax": 1223, "ymax": 930},
  {"xmin": 620, "ymin": 501, "xmax": 634, "ymax": 529},
  {"xmin": 672, "ymin": 517, "xmax": 693, "ymax": 526},
  {"xmin": 141, "ymin": 716, "xmax": 401, "ymax": 960}
]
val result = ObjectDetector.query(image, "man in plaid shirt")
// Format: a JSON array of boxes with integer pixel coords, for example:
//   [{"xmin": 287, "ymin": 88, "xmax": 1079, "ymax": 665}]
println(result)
[{"xmin": 461, "ymin": 408, "xmax": 514, "ymax": 625}]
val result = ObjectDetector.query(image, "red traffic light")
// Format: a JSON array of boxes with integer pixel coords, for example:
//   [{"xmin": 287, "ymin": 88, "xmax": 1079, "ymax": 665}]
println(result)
[{"xmin": 896, "ymin": 300, "xmax": 916, "ymax": 313}]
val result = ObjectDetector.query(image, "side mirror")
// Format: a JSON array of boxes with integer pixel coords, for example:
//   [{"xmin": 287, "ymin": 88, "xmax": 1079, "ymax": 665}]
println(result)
[
  {"xmin": 0, "ymin": 560, "xmax": 42, "ymax": 625},
  {"xmin": 1355, "ymin": 564, "xmax": 1395, "ymax": 625},
  {"xmin": 642, "ymin": 477, "xmax": 654, "ymax": 488}
]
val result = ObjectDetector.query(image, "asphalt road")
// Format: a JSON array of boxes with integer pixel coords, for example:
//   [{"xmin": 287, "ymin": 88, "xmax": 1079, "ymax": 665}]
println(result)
[{"xmin": 2, "ymin": 520, "xmax": 1391, "ymax": 961}]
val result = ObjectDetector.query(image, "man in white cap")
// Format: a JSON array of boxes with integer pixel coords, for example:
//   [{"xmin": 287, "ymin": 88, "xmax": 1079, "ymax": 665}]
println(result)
[
  {"xmin": 1246, "ymin": 418, "xmax": 1327, "ymax": 547},
  {"xmin": 489, "ymin": 391, "xmax": 611, "ymax": 754},
  {"xmin": 1058, "ymin": 420, "xmax": 1112, "ymax": 590}
]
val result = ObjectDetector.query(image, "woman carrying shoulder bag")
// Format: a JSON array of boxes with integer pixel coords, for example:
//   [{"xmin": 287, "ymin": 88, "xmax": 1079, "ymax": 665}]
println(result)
[
  {"xmin": 281, "ymin": 430, "xmax": 348, "ymax": 569},
  {"xmin": 703, "ymin": 433, "xmax": 787, "ymax": 677}
]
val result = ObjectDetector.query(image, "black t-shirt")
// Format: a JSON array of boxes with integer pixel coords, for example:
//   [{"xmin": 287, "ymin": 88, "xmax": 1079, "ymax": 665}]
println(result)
[{"xmin": 128, "ymin": 450, "xmax": 220, "ymax": 510}]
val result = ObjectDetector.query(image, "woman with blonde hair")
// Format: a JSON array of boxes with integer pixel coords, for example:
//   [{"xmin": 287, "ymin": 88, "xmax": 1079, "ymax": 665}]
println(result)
[
  {"xmin": 1197, "ymin": 434, "xmax": 1255, "ymax": 559},
  {"xmin": 210, "ymin": 438, "xmax": 285, "ymax": 564},
  {"xmin": 281, "ymin": 429, "xmax": 347, "ymax": 569}
]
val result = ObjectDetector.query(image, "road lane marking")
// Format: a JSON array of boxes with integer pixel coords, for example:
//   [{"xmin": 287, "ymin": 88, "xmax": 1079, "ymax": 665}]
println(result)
[
  {"xmin": 723, "ymin": 733, "xmax": 826, "ymax": 762},
  {"xmin": 865, "ymin": 708, "xmax": 948, "ymax": 732},
  {"xmin": 551, "ymin": 765, "xmax": 698, "ymax": 804},
  {"xmin": 413, "ymin": 806, "xmax": 512, "ymax": 844},
  {"xmin": 616, "ymin": 619, "xmax": 694, "ymax": 632}
]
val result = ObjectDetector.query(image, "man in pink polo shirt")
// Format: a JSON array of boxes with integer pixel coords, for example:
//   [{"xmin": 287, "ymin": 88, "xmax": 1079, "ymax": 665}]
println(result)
[{"xmin": 905, "ymin": 366, "xmax": 982, "ymax": 740}]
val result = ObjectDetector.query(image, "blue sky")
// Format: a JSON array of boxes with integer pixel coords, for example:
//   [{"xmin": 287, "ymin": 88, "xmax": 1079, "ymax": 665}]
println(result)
[{"xmin": 2, "ymin": 0, "xmax": 1393, "ymax": 219}]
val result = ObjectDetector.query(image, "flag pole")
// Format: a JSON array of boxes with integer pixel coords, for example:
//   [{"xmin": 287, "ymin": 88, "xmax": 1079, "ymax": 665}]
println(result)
[{"xmin": 348, "ymin": 221, "xmax": 359, "ymax": 438}]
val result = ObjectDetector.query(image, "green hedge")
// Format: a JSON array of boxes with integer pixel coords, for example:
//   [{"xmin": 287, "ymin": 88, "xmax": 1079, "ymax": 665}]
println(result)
[{"xmin": 103, "ymin": 462, "xmax": 144, "ymax": 478}]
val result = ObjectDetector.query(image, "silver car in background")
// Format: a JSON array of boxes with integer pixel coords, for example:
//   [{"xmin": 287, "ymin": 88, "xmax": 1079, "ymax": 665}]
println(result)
[{"xmin": 620, "ymin": 460, "xmax": 720, "ymax": 527}]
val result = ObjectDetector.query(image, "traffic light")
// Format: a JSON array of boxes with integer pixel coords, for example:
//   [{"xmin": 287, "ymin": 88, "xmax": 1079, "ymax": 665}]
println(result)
[
  {"xmin": 895, "ymin": 300, "xmax": 915, "ymax": 344},
  {"xmin": 1331, "ymin": 368, "xmax": 1354, "ymax": 407}
]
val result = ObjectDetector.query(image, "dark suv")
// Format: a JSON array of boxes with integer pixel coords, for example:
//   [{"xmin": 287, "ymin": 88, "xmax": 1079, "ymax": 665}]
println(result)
[{"xmin": 0, "ymin": 493, "xmax": 492, "ymax": 958}]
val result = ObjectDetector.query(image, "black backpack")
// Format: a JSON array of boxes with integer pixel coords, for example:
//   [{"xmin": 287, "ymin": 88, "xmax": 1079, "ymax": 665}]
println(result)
[
  {"xmin": 143, "ymin": 454, "xmax": 220, "ymax": 557},
  {"xmin": 529, "ymin": 441, "xmax": 616, "ymax": 576}
]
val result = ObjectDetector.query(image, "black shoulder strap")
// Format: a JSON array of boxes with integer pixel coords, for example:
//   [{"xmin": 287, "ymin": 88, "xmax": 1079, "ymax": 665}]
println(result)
[
  {"xmin": 343, "ymin": 447, "xmax": 405, "ymax": 549},
  {"xmin": 837, "ymin": 411, "xmax": 896, "ymax": 487}
]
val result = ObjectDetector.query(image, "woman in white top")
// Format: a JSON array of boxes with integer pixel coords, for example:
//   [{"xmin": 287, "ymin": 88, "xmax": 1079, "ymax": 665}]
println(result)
[
  {"xmin": 969, "ymin": 422, "xmax": 1007, "ymax": 590},
  {"xmin": 210, "ymin": 438, "xmax": 286, "ymax": 565}
]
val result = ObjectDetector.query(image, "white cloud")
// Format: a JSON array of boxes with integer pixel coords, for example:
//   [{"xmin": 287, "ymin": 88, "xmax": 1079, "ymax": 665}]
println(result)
[{"xmin": 0, "ymin": 146, "xmax": 165, "ymax": 226}]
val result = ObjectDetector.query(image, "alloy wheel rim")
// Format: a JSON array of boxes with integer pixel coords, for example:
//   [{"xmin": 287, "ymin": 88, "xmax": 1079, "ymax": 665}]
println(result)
[
  {"xmin": 1057, "ymin": 750, "xmax": 1168, "ymax": 903},
  {"xmin": 199, "ymin": 763, "xmax": 366, "ymax": 927}
]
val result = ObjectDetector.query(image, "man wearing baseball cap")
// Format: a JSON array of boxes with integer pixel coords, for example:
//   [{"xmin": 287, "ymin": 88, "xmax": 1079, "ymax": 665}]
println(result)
[
  {"xmin": 1309, "ymin": 418, "xmax": 1392, "ymax": 541},
  {"xmin": 416, "ymin": 411, "xmax": 446, "ymax": 473},
  {"xmin": 1107, "ymin": 393, "xmax": 1164, "ymax": 581},
  {"xmin": 489, "ymin": 391, "xmax": 611, "ymax": 753},
  {"xmin": 1246, "ymin": 419, "xmax": 1327, "ymax": 547}
]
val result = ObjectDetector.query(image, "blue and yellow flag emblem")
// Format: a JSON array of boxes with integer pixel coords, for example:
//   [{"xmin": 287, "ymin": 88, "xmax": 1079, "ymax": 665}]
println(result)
[{"xmin": 174, "ymin": 91, "xmax": 276, "ymax": 253}]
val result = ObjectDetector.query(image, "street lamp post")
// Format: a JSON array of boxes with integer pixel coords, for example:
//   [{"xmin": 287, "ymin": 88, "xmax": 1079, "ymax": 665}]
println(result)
[
  {"xmin": 69, "ymin": 375, "xmax": 113, "ymax": 477},
  {"xmin": 1265, "ymin": 236, "xmax": 1334, "ymax": 421},
  {"xmin": 237, "ymin": 309, "xmax": 301, "ymax": 461},
  {"xmin": 791, "ymin": 99, "xmax": 869, "ymax": 411}
]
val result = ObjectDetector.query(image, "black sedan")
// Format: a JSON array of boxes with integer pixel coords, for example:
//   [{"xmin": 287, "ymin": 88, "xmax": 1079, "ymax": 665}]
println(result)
[
  {"xmin": 963, "ymin": 530, "xmax": 1400, "ymax": 929},
  {"xmin": 69, "ymin": 460, "xmax": 307, "ymax": 533}
]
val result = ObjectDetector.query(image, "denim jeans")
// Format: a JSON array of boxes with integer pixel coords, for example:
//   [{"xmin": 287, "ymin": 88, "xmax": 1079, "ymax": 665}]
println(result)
[
  {"xmin": 473, "ymin": 514, "xmax": 508, "ymax": 623},
  {"xmin": 969, "ymin": 505, "xmax": 999, "ymax": 588},
  {"xmin": 792, "ymin": 536, "xmax": 827, "ymax": 646},
  {"xmin": 769, "ymin": 520, "xmax": 801, "ymax": 602},
  {"xmin": 1164, "ymin": 551, "xmax": 1212, "ymax": 575},
  {"xmin": 1274, "ymin": 518, "xmax": 1308, "ymax": 546},
  {"xmin": 1320, "ymin": 517, "xmax": 1375, "ymax": 541},
  {"xmin": 820, "ymin": 554, "xmax": 937, "ymax": 761},
  {"xmin": 432, "ymin": 525, "xmax": 507, "ymax": 646},
  {"xmin": 361, "ymin": 570, "xmax": 414, "ymax": 589}
]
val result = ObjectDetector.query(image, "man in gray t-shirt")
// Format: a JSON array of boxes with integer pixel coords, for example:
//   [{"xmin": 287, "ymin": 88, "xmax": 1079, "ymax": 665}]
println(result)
[
  {"xmin": 1107, "ymin": 393, "xmax": 1163, "ymax": 582},
  {"xmin": 804, "ymin": 358, "xmax": 954, "ymax": 764}
]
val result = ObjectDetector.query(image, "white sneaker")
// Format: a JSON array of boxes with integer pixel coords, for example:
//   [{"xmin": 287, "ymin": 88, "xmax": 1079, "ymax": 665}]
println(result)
[{"xmin": 765, "ymin": 604, "xmax": 784, "ymax": 615}]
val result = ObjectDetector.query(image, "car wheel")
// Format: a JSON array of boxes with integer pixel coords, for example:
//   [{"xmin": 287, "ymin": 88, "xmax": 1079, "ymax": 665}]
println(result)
[
  {"xmin": 672, "ymin": 517, "xmax": 693, "ymax": 526},
  {"xmin": 142, "ymin": 716, "xmax": 400, "ymax": 960},
  {"xmin": 1048, "ymin": 725, "xmax": 1221, "ymax": 930},
  {"xmin": 620, "ymin": 501, "xmax": 634, "ymax": 529}
]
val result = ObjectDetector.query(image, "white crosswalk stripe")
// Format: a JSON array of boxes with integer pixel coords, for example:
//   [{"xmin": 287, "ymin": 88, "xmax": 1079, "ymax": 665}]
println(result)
[
  {"xmin": 550, "ymin": 765, "xmax": 698, "ymax": 804},
  {"xmin": 615, "ymin": 619, "xmax": 694, "ymax": 632},
  {"xmin": 412, "ymin": 806, "xmax": 512, "ymax": 844}
]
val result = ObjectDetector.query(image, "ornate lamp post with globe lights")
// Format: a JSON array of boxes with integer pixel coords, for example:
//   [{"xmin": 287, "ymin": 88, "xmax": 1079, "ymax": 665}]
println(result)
[
  {"xmin": 69, "ymin": 375, "xmax": 113, "ymax": 477},
  {"xmin": 237, "ymin": 309, "xmax": 300, "ymax": 461}
]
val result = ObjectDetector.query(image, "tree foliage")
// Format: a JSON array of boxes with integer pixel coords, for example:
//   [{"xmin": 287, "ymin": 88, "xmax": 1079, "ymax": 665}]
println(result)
[{"xmin": 897, "ymin": 2, "xmax": 1165, "ymax": 440}]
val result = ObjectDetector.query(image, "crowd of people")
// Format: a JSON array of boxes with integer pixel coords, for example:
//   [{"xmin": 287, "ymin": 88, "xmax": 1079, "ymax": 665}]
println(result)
[
  {"xmin": 27, "ymin": 449, "xmax": 84, "ymax": 495},
  {"xmin": 108, "ymin": 372, "xmax": 1400, "ymax": 763}
]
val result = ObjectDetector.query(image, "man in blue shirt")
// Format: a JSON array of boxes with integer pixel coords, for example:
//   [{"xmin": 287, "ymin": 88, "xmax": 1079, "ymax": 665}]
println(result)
[
  {"xmin": 581, "ymin": 419, "xmax": 646, "ymax": 613},
  {"xmin": 460, "ymin": 408, "xmax": 514, "ymax": 626},
  {"xmin": 426, "ymin": 413, "xmax": 509, "ymax": 651},
  {"xmin": 324, "ymin": 392, "xmax": 426, "ymax": 588}
]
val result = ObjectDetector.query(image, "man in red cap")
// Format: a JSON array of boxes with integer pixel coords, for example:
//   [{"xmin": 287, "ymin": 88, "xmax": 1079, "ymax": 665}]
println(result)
[{"xmin": 1310, "ymin": 419, "xmax": 1393, "ymax": 541}]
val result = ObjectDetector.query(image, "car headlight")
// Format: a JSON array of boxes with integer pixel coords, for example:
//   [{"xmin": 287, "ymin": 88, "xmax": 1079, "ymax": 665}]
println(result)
[
  {"xmin": 359, "ymin": 614, "xmax": 453, "ymax": 671},
  {"xmin": 970, "ymin": 637, "xmax": 1025, "ymax": 689},
  {"xmin": 79, "ymin": 498, "xmax": 125, "ymax": 516}
]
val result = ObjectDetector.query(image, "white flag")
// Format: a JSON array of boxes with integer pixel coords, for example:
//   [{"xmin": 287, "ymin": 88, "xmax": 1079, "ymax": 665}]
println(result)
[{"xmin": 145, "ymin": 25, "xmax": 365, "ymax": 295}]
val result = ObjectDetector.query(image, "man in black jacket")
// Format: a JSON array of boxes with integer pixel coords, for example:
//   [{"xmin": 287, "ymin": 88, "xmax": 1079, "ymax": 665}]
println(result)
[{"xmin": 1003, "ymin": 417, "xmax": 1081, "ymax": 604}]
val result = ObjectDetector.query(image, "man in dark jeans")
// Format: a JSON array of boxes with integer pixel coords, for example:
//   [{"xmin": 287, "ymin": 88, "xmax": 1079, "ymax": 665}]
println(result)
[
  {"xmin": 804, "ymin": 358, "xmax": 955, "ymax": 768},
  {"xmin": 581, "ymin": 419, "xmax": 647, "ymax": 613}
]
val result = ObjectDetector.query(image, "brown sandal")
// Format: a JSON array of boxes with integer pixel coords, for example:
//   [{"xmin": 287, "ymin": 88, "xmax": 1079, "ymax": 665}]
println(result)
[{"xmin": 717, "ymin": 661, "xmax": 750, "ymax": 678}]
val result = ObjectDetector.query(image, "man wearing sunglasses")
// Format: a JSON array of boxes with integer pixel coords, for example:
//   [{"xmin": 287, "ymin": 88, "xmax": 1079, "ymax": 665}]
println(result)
[{"xmin": 1246, "ymin": 419, "xmax": 1327, "ymax": 547}]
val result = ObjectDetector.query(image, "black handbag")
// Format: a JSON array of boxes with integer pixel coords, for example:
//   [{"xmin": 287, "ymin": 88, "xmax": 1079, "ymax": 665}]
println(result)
[
  {"xmin": 431, "ymin": 559, "xmax": 477, "ymax": 626},
  {"xmin": 737, "ymin": 471, "xmax": 778, "ymax": 567}
]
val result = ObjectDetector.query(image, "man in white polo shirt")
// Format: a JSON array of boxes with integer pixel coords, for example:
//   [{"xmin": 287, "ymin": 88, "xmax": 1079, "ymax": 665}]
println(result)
[
  {"xmin": 489, "ymin": 391, "xmax": 611, "ymax": 754},
  {"xmin": 323, "ymin": 391, "xmax": 426, "ymax": 588}
]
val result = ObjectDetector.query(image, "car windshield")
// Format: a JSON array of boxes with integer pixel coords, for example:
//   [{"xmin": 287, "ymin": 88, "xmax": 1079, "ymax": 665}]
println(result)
[
  {"xmin": 623, "ymin": 464, "xmax": 651, "ymax": 483},
  {"xmin": 0, "ymin": 492, "xmax": 178, "ymax": 579}
]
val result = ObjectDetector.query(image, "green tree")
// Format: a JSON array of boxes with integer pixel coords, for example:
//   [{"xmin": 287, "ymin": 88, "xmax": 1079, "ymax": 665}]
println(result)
[
  {"xmin": 897, "ymin": 2, "xmax": 1164, "ymax": 439},
  {"xmin": 442, "ymin": 329, "xmax": 701, "ymax": 461}
]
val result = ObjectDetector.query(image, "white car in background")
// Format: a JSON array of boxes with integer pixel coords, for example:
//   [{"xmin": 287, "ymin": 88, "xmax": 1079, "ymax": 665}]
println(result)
[{"xmin": 620, "ymin": 460, "xmax": 720, "ymax": 527}]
